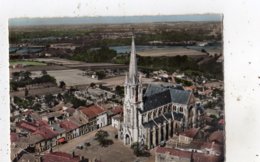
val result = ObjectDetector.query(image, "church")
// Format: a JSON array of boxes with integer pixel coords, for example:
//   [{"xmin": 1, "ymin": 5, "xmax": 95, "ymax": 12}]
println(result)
[{"xmin": 119, "ymin": 34, "xmax": 200, "ymax": 149}]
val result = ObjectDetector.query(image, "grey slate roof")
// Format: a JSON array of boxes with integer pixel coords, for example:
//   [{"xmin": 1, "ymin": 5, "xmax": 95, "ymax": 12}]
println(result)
[
  {"xmin": 143, "ymin": 84, "xmax": 191, "ymax": 112},
  {"xmin": 143, "ymin": 112, "xmax": 184, "ymax": 128},
  {"xmin": 143, "ymin": 90, "xmax": 172, "ymax": 112}
]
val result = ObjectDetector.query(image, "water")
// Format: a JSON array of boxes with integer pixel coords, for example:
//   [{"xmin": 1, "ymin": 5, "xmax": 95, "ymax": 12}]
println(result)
[
  {"xmin": 108, "ymin": 45, "xmax": 222, "ymax": 54},
  {"xmin": 9, "ymin": 47, "xmax": 43, "ymax": 54}
]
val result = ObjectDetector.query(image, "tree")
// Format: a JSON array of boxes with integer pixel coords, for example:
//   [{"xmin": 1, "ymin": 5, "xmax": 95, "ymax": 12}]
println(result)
[
  {"xmin": 41, "ymin": 70, "xmax": 48, "ymax": 76},
  {"xmin": 23, "ymin": 71, "xmax": 32, "ymax": 80},
  {"xmin": 94, "ymin": 130, "xmax": 113, "ymax": 147},
  {"xmin": 115, "ymin": 86, "xmax": 124, "ymax": 97},
  {"xmin": 59, "ymin": 81, "xmax": 66, "ymax": 89},
  {"xmin": 44, "ymin": 94, "xmax": 56, "ymax": 107},
  {"xmin": 90, "ymin": 82, "xmax": 96, "ymax": 88},
  {"xmin": 131, "ymin": 142, "xmax": 150, "ymax": 157},
  {"xmin": 32, "ymin": 103, "xmax": 41, "ymax": 111},
  {"xmin": 25, "ymin": 88, "xmax": 29, "ymax": 97},
  {"xmin": 96, "ymin": 71, "xmax": 106, "ymax": 80}
]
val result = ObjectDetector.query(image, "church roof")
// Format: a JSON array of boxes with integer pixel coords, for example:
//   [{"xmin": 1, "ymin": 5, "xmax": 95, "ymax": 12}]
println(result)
[
  {"xmin": 143, "ymin": 112, "xmax": 184, "ymax": 128},
  {"xmin": 143, "ymin": 84, "xmax": 192, "ymax": 112}
]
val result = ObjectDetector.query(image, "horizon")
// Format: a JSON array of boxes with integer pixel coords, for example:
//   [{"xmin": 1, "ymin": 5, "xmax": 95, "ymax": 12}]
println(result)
[{"xmin": 9, "ymin": 14, "xmax": 222, "ymax": 27}]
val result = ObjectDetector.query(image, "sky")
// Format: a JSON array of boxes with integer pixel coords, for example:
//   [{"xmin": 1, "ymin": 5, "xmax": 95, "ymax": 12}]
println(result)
[{"xmin": 9, "ymin": 14, "xmax": 222, "ymax": 26}]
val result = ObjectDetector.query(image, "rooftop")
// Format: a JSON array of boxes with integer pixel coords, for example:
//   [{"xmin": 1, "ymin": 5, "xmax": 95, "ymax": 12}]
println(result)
[
  {"xmin": 79, "ymin": 104, "xmax": 105, "ymax": 119},
  {"xmin": 43, "ymin": 152, "xmax": 80, "ymax": 162},
  {"xmin": 143, "ymin": 84, "xmax": 192, "ymax": 112},
  {"xmin": 209, "ymin": 131, "xmax": 224, "ymax": 144},
  {"xmin": 179, "ymin": 128, "xmax": 199, "ymax": 138},
  {"xmin": 59, "ymin": 119, "xmax": 79, "ymax": 131},
  {"xmin": 156, "ymin": 147, "xmax": 191, "ymax": 158}
]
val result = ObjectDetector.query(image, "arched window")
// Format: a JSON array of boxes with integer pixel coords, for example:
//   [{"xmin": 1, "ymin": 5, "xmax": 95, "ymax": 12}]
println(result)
[
  {"xmin": 180, "ymin": 107, "xmax": 183, "ymax": 112},
  {"xmin": 159, "ymin": 108, "xmax": 163, "ymax": 115},
  {"xmin": 148, "ymin": 112, "xmax": 152, "ymax": 120},
  {"xmin": 173, "ymin": 106, "xmax": 176, "ymax": 111},
  {"xmin": 167, "ymin": 105, "xmax": 171, "ymax": 112},
  {"xmin": 153, "ymin": 111, "xmax": 157, "ymax": 118}
]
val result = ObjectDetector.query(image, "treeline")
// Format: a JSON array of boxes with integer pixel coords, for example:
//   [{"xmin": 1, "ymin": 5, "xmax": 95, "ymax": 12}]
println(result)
[
  {"xmin": 9, "ymin": 29, "xmax": 91, "ymax": 43},
  {"xmin": 10, "ymin": 71, "xmax": 56, "ymax": 91},
  {"xmin": 112, "ymin": 54, "xmax": 223, "ymax": 80},
  {"xmin": 71, "ymin": 46, "xmax": 117, "ymax": 62}
]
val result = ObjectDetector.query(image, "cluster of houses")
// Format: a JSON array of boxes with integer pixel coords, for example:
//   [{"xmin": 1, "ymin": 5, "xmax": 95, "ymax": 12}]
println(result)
[
  {"xmin": 11, "ymin": 102, "xmax": 122, "ymax": 162},
  {"xmin": 155, "ymin": 127, "xmax": 224, "ymax": 162}
]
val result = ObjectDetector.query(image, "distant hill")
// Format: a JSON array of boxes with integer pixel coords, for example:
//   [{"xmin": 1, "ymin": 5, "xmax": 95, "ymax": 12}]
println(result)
[{"xmin": 9, "ymin": 14, "xmax": 222, "ymax": 27}]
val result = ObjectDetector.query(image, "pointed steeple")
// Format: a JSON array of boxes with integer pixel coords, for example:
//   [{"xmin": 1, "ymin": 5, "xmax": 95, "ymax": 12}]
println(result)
[{"xmin": 128, "ymin": 32, "xmax": 138, "ymax": 84}]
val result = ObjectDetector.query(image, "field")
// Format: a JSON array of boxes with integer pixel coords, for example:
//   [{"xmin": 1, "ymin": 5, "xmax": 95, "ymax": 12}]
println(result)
[
  {"xmin": 31, "ymin": 69, "xmax": 100, "ymax": 87},
  {"xmin": 10, "ymin": 60, "xmax": 47, "ymax": 66}
]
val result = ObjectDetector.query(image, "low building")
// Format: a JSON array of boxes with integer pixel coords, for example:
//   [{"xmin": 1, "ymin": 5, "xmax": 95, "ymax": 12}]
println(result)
[
  {"xmin": 78, "ymin": 104, "xmax": 108, "ymax": 129},
  {"xmin": 178, "ymin": 128, "xmax": 199, "ymax": 144},
  {"xmin": 112, "ymin": 114, "xmax": 123, "ymax": 130},
  {"xmin": 156, "ymin": 147, "xmax": 191, "ymax": 162},
  {"xmin": 209, "ymin": 131, "xmax": 224, "ymax": 145},
  {"xmin": 155, "ymin": 146, "xmax": 223, "ymax": 162},
  {"xmin": 42, "ymin": 151, "xmax": 87, "ymax": 162}
]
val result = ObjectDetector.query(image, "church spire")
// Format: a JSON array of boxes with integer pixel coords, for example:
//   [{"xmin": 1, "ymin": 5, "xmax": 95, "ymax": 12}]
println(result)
[{"xmin": 128, "ymin": 31, "xmax": 138, "ymax": 84}]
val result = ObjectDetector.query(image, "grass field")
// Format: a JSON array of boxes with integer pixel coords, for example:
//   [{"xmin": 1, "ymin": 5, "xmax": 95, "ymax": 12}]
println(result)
[{"xmin": 10, "ymin": 60, "xmax": 47, "ymax": 66}]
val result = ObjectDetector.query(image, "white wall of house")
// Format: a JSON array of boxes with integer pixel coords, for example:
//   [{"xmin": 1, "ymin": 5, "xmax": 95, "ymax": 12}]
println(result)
[
  {"xmin": 97, "ymin": 113, "xmax": 107, "ymax": 128},
  {"xmin": 112, "ymin": 117, "xmax": 121, "ymax": 129}
]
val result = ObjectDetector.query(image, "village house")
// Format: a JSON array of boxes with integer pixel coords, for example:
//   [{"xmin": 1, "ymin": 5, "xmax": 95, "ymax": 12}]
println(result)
[
  {"xmin": 111, "ymin": 114, "xmax": 123, "ymax": 130},
  {"xmin": 178, "ymin": 128, "xmax": 200, "ymax": 144},
  {"xmin": 40, "ymin": 151, "xmax": 88, "ymax": 162},
  {"xmin": 155, "ymin": 146, "xmax": 223, "ymax": 162},
  {"xmin": 77, "ymin": 104, "xmax": 108, "ymax": 129}
]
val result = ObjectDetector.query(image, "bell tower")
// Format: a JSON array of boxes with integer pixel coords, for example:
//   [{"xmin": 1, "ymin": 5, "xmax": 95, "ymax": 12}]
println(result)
[{"xmin": 122, "ymin": 31, "xmax": 143, "ymax": 145}]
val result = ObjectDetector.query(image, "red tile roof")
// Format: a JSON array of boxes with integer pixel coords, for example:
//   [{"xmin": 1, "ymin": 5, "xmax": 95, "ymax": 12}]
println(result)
[
  {"xmin": 17, "ymin": 121, "xmax": 38, "ymax": 132},
  {"xmin": 43, "ymin": 152, "xmax": 80, "ymax": 162},
  {"xmin": 59, "ymin": 120, "xmax": 79, "ymax": 131},
  {"xmin": 193, "ymin": 152, "xmax": 222, "ymax": 162},
  {"xmin": 11, "ymin": 133, "xmax": 19, "ymax": 143},
  {"xmin": 156, "ymin": 147, "xmax": 191, "ymax": 158},
  {"xmin": 17, "ymin": 120, "xmax": 58, "ymax": 140},
  {"xmin": 111, "ymin": 106, "xmax": 123, "ymax": 115},
  {"xmin": 156, "ymin": 147, "xmax": 222, "ymax": 162},
  {"xmin": 218, "ymin": 119, "xmax": 224, "ymax": 125},
  {"xmin": 209, "ymin": 131, "xmax": 224, "ymax": 144},
  {"xmin": 180, "ymin": 128, "xmax": 199, "ymax": 138},
  {"xmin": 33, "ymin": 125, "xmax": 57, "ymax": 139},
  {"xmin": 79, "ymin": 105, "xmax": 105, "ymax": 119},
  {"xmin": 190, "ymin": 141, "xmax": 223, "ymax": 154}
]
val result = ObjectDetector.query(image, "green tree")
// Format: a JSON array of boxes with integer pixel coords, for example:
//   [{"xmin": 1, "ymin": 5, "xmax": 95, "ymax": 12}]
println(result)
[
  {"xmin": 59, "ymin": 81, "xmax": 66, "ymax": 89},
  {"xmin": 41, "ymin": 70, "xmax": 48, "ymax": 76},
  {"xmin": 94, "ymin": 130, "xmax": 113, "ymax": 147},
  {"xmin": 32, "ymin": 103, "xmax": 41, "ymax": 111},
  {"xmin": 131, "ymin": 142, "xmax": 150, "ymax": 157},
  {"xmin": 96, "ymin": 71, "xmax": 106, "ymax": 80},
  {"xmin": 115, "ymin": 86, "xmax": 124, "ymax": 97}
]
